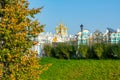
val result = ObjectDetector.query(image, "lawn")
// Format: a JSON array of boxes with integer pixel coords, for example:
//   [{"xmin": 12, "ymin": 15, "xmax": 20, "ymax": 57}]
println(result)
[{"xmin": 40, "ymin": 58, "xmax": 120, "ymax": 80}]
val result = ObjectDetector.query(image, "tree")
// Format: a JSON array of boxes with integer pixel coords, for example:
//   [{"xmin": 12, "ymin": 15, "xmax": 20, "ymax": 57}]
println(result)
[
  {"xmin": 0, "ymin": 0, "xmax": 8, "ymax": 17},
  {"xmin": 0, "ymin": 0, "xmax": 49, "ymax": 79}
]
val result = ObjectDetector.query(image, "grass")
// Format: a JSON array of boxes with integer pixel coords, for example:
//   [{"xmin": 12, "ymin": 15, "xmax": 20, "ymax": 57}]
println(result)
[{"xmin": 40, "ymin": 58, "xmax": 120, "ymax": 80}]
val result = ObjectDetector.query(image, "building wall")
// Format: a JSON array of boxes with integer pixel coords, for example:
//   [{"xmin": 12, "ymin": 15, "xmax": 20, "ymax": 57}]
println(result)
[
  {"xmin": 77, "ymin": 30, "xmax": 89, "ymax": 45},
  {"xmin": 111, "ymin": 33, "xmax": 120, "ymax": 44}
]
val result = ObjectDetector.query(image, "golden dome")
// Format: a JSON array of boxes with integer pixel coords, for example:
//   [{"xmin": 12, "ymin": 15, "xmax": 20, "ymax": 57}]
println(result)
[
  {"xmin": 64, "ymin": 26, "xmax": 67, "ymax": 30},
  {"xmin": 56, "ymin": 26, "xmax": 59, "ymax": 30},
  {"xmin": 52, "ymin": 36, "xmax": 57, "ymax": 42},
  {"xmin": 55, "ymin": 22, "xmax": 68, "ymax": 35}
]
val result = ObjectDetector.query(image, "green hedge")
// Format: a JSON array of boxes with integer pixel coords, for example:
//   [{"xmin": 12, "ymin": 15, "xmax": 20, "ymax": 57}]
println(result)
[
  {"xmin": 43, "ymin": 43, "xmax": 77, "ymax": 59},
  {"xmin": 93, "ymin": 43, "xmax": 104, "ymax": 59},
  {"xmin": 78, "ymin": 45, "xmax": 89, "ymax": 58},
  {"xmin": 43, "ymin": 43, "xmax": 120, "ymax": 59},
  {"xmin": 111, "ymin": 44, "xmax": 120, "ymax": 59}
]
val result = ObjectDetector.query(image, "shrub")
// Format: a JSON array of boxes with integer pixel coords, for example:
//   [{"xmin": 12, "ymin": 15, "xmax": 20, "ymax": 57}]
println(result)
[
  {"xmin": 78, "ymin": 45, "xmax": 89, "ymax": 58},
  {"xmin": 69, "ymin": 44, "xmax": 77, "ymax": 59},
  {"xmin": 93, "ymin": 43, "xmax": 104, "ymax": 59},
  {"xmin": 51, "ymin": 46, "xmax": 60, "ymax": 58},
  {"xmin": 60, "ymin": 44, "xmax": 70, "ymax": 59},
  {"xmin": 44, "ymin": 43, "xmax": 77, "ymax": 59},
  {"xmin": 111, "ymin": 44, "xmax": 120, "ymax": 59},
  {"xmin": 54, "ymin": 43, "xmax": 71, "ymax": 59},
  {"xmin": 102, "ymin": 43, "xmax": 113, "ymax": 58},
  {"xmin": 87, "ymin": 45, "xmax": 94, "ymax": 58},
  {"xmin": 43, "ymin": 44, "xmax": 52, "ymax": 57},
  {"xmin": 103, "ymin": 43, "xmax": 120, "ymax": 59},
  {"xmin": 43, "ymin": 42, "xmax": 120, "ymax": 59}
]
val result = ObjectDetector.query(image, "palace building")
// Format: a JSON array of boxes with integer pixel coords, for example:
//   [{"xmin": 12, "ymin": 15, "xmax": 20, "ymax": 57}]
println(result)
[
  {"xmin": 32, "ymin": 22, "xmax": 75, "ymax": 57},
  {"xmin": 52, "ymin": 22, "xmax": 70, "ymax": 42}
]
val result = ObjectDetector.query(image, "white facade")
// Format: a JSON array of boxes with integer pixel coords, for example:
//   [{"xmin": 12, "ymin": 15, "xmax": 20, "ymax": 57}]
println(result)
[{"xmin": 32, "ymin": 32, "xmax": 74, "ymax": 57}]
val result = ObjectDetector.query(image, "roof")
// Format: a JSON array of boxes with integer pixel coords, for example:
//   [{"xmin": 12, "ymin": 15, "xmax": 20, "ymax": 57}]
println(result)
[
  {"xmin": 77, "ymin": 30, "xmax": 89, "ymax": 36},
  {"xmin": 107, "ymin": 28, "xmax": 116, "ymax": 33}
]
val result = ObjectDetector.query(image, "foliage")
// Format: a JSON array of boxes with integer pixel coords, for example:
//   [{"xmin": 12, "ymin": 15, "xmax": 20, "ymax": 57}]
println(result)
[
  {"xmin": 51, "ymin": 43, "xmax": 71, "ymax": 59},
  {"xmin": 102, "ymin": 43, "xmax": 120, "ymax": 59},
  {"xmin": 0, "ymin": 0, "xmax": 7, "ymax": 17},
  {"xmin": 78, "ymin": 45, "xmax": 89, "ymax": 58},
  {"xmin": 43, "ymin": 44, "xmax": 52, "ymax": 57},
  {"xmin": 111, "ymin": 44, "xmax": 120, "ymax": 59},
  {"xmin": 87, "ymin": 43, "xmax": 120, "ymax": 59},
  {"xmin": 41, "ymin": 58, "xmax": 120, "ymax": 80},
  {"xmin": 93, "ymin": 43, "xmax": 104, "ymax": 59},
  {"xmin": 44, "ymin": 42, "xmax": 120, "ymax": 59},
  {"xmin": 0, "ymin": 0, "xmax": 47, "ymax": 80},
  {"xmin": 44, "ymin": 43, "xmax": 77, "ymax": 59},
  {"xmin": 102, "ymin": 43, "xmax": 113, "ymax": 58}
]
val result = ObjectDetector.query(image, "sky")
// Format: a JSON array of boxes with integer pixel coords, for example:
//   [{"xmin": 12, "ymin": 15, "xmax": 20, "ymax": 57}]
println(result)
[{"xmin": 28, "ymin": 0, "xmax": 120, "ymax": 34}]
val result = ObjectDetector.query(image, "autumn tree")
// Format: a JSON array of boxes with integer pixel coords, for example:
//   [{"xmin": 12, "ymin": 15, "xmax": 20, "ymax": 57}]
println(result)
[
  {"xmin": 0, "ymin": 0, "xmax": 49, "ymax": 79},
  {"xmin": 0, "ymin": 0, "xmax": 8, "ymax": 17}
]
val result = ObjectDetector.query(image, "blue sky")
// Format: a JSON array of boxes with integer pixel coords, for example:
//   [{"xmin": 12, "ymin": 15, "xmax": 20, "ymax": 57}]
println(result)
[{"xmin": 28, "ymin": 0, "xmax": 120, "ymax": 34}]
